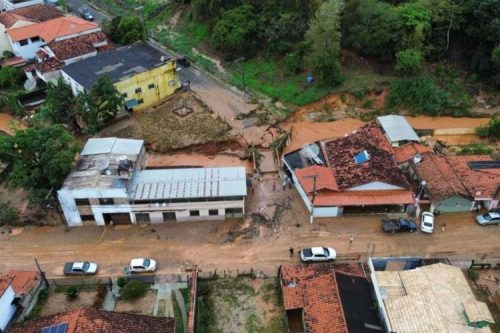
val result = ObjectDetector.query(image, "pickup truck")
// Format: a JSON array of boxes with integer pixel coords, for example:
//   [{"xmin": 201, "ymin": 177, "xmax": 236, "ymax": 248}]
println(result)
[
  {"xmin": 63, "ymin": 262, "xmax": 98, "ymax": 275},
  {"xmin": 382, "ymin": 218, "xmax": 417, "ymax": 233}
]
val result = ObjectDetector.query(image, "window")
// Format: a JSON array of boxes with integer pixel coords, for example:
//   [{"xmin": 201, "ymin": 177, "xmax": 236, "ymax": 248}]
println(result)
[
  {"xmin": 138, "ymin": 98, "xmax": 144, "ymax": 104},
  {"xmin": 209, "ymin": 209, "xmax": 219, "ymax": 216},
  {"xmin": 122, "ymin": 92, "xmax": 128, "ymax": 98},
  {"xmin": 163, "ymin": 212, "xmax": 176, "ymax": 221},
  {"xmin": 75, "ymin": 198, "xmax": 91, "ymax": 206},
  {"xmin": 99, "ymin": 198, "xmax": 114, "ymax": 205},
  {"xmin": 19, "ymin": 39, "xmax": 28, "ymax": 46},
  {"xmin": 148, "ymin": 83, "xmax": 155, "ymax": 89},
  {"xmin": 80, "ymin": 215, "xmax": 94, "ymax": 221},
  {"xmin": 135, "ymin": 213, "xmax": 150, "ymax": 223},
  {"xmin": 225, "ymin": 208, "xmax": 243, "ymax": 215},
  {"xmin": 135, "ymin": 87, "xmax": 142, "ymax": 93},
  {"xmin": 189, "ymin": 210, "xmax": 200, "ymax": 217},
  {"xmin": 31, "ymin": 36, "xmax": 40, "ymax": 42}
]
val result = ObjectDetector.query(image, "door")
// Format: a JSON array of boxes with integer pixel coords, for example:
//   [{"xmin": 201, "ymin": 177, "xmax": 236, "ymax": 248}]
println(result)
[{"xmin": 104, "ymin": 213, "xmax": 132, "ymax": 225}]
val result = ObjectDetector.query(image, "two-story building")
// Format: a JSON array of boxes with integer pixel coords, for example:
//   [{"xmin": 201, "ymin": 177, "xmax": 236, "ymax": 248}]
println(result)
[
  {"xmin": 61, "ymin": 42, "xmax": 181, "ymax": 112},
  {"xmin": 57, "ymin": 137, "xmax": 247, "ymax": 227}
]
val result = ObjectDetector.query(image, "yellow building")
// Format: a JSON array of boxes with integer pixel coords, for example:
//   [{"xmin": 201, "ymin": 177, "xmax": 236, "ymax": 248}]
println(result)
[{"xmin": 61, "ymin": 42, "xmax": 180, "ymax": 112}]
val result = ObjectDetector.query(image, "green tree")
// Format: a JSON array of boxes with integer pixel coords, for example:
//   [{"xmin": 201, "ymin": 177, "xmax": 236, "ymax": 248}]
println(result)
[
  {"xmin": 104, "ymin": 16, "xmax": 145, "ymax": 45},
  {"xmin": 0, "ymin": 200, "xmax": 19, "ymax": 226},
  {"xmin": 397, "ymin": 3, "xmax": 431, "ymax": 51},
  {"xmin": 476, "ymin": 117, "xmax": 500, "ymax": 139},
  {"xmin": 211, "ymin": 4, "xmax": 258, "ymax": 59},
  {"xmin": 0, "ymin": 66, "xmax": 24, "ymax": 89},
  {"xmin": 396, "ymin": 49, "xmax": 423, "ymax": 76},
  {"xmin": 0, "ymin": 125, "xmax": 80, "ymax": 202},
  {"xmin": 43, "ymin": 77, "xmax": 82, "ymax": 132},
  {"xmin": 304, "ymin": 0, "xmax": 344, "ymax": 86},
  {"xmin": 120, "ymin": 281, "xmax": 148, "ymax": 301}
]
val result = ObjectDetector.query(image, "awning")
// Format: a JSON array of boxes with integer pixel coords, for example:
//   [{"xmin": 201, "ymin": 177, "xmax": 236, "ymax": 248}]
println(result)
[{"xmin": 124, "ymin": 99, "xmax": 138, "ymax": 109}]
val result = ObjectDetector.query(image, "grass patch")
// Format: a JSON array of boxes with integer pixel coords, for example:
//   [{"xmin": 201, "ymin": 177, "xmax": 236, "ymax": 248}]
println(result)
[
  {"xmin": 24, "ymin": 288, "xmax": 49, "ymax": 320},
  {"xmin": 458, "ymin": 143, "xmax": 494, "ymax": 155},
  {"xmin": 196, "ymin": 280, "xmax": 217, "ymax": 333},
  {"xmin": 180, "ymin": 287, "xmax": 190, "ymax": 311},
  {"xmin": 172, "ymin": 293, "xmax": 185, "ymax": 333}
]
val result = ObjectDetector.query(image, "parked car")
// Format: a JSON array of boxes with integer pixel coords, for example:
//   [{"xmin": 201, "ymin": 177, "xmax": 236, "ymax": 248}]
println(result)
[
  {"xmin": 382, "ymin": 218, "xmax": 417, "ymax": 233},
  {"xmin": 475, "ymin": 212, "xmax": 500, "ymax": 225},
  {"xmin": 420, "ymin": 211, "xmax": 435, "ymax": 233},
  {"xmin": 129, "ymin": 258, "xmax": 157, "ymax": 273},
  {"xmin": 177, "ymin": 56, "xmax": 191, "ymax": 67},
  {"xmin": 63, "ymin": 261, "xmax": 98, "ymax": 275},
  {"xmin": 300, "ymin": 247, "xmax": 336, "ymax": 263},
  {"xmin": 78, "ymin": 6, "xmax": 94, "ymax": 21}
]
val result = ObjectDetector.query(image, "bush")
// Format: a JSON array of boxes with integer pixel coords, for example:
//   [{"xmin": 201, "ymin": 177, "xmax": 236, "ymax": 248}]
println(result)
[
  {"xmin": 468, "ymin": 269, "xmax": 479, "ymax": 282},
  {"xmin": 396, "ymin": 49, "xmax": 423, "ymax": 76},
  {"xmin": 117, "ymin": 277, "xmax": 127, "ymax": 288},
  {"xmin": 458, "ymin": 143, "xmax": 493, "ymax": 155},
  {"xmin": 65, "ymin": 286, "xmax": 79, "ymax": 301},
  {"xmin": 120, "ymin": 281, "xmax": 148, "ymax": 301},
  {"xmin": 476, "ymin": 117, "xmax": 500, "ymax": 139},
  {"xmin": 283, "ymin": 53, "xmax": 302, "ymax": 76},
  {"xmin": 0, "ymin": 200, "xmax": 19, "ymax": 226},
  {"xmin": 93, "ymin": 285, "xmax": 108, "ymax": 308}
]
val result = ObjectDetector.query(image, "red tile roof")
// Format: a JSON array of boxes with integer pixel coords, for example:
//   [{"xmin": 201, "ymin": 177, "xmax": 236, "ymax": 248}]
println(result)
[
  {"xmin": 323, "ymin": 122, "xmax": 409, "ymax": 190},
  {"xmin": 281, "ymin": 264, "xmax": 366, "ymax": 333},
  {"xmin": 393, "ymin": 142, "xmax": 431, "ymax": 164},
  {"xmin": 7, "ymin": 16, "xmax": 98, "ymax": 42},
  {"xmin": 0, "ymin": 56, "xmax": 26, "ymax": 67},
  {"xmin": 7, "ymin": 270, "xmax": 40, "ymax": 295},
  {"xmin": 36, "ymin": 56, "xmax": 63, "ymax": 73},
  {"xmin": 313, "ymin": 189, "xmax": 415, "ymax": 206},
  {"xmin": 8, "ymin": 308, "xmax": 175, "ymax": 333},
  {"xmin": 47, "ymin": 31, "xmax": 110, "ymax": 61},
  {"xmin": 0, "ymin": 275, "xmax": 13, "ymax": 298},
  {"xmin": 295, "ymin": 165, "xmax": 338, "ymax": 192},
  {"xmin": 0, "ymin": 4, "xmax": 63, "ymax": 28},
  {"xmin": 414, "ymin": 154, "xmax": 500, "ymax": 201}
]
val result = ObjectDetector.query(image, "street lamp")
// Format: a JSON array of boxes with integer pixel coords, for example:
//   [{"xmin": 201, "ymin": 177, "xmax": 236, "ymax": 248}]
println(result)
[
  {"xmin": 135, "ymin": 6, "xmax": 149, "ymax": 39},
  {"xmin": 304, "ymin": 175, "xmax": 318, "ymax": 224},
  {"xmin": 233, "ymin": 57, "xmax": 246, "ymax": 100}
]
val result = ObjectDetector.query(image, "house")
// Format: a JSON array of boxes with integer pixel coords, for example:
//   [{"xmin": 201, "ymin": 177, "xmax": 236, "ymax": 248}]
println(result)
[
  {"xmin": 377, "ymin": 115, "xmax": 419, "ymax": 147},
  {"xmin": 0, "ymin": 275, "xmax": 16, "ymax": 332},
  {"xmin": 283, "ymin": 122, "xmax": 415, "ymax": 217},
  {"xmin": 61, "ymin": 43, "xmax": 181, "ymax": 112},
  {"xmin": 280, "ymin": 263, "xmax": 380, "ymax": 333},
  {"xmin": 0, "ymin": 0, "xmax": 44, "ymax": 12},
  {"xmin": 8, "ymin": 307, "xmax": 175, "ymax": 333},
  {"xmin": 411, "ymin": 154, "xmax": 500, "ymax": 212},
  {"xmin": 29, "ymin": 30, "xmax": 111, "ymax": 83},
  {"xmin": 0, "ymin": 4, "xmax": 62, "ymax": 55},
  {"xmin": 57, "ymin": 137, "xmax": 247, "ymax": 226},
  {"xmin": 369, "ymin": 259, "xmax": 495, "ymax": 332},
  {"xmin": 6, "ymin": 15, "xmax": 99, "ymax": 59}
]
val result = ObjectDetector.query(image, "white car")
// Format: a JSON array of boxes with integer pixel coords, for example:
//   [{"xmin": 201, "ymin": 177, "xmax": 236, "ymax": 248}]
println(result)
[
  {"xmin": 476, "ymin": 212, "xmax": 500, "ymax": 225},
  {"xmin": 300, "ymin": 247, "xmax": 337, "ymax": 263},
  {"xmin": 420, "ymin": 211, "xmax": 435, "ymax": 233},
  {"xmin": 64, "ymin": 261, "xmax": 98, "ymax": 275},
  {"xmin": 129, "ymin": 258, "xmax": 157, "ymax": 273}
]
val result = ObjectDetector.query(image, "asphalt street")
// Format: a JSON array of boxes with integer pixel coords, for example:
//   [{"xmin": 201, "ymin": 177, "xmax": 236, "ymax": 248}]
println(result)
[{"xmin": 66, "ymin": 0, "xmax": 107, "ymax": 22}]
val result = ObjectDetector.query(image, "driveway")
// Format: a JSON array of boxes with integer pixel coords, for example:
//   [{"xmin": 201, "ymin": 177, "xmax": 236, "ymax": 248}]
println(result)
[{"xmin": 1, "ymin": 186, "xmax": 499, "ymax": 278}]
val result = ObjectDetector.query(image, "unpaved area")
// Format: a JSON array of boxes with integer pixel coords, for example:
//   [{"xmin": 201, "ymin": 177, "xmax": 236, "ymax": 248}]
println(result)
[
  {"xmin": 40, "ymin": 288, "xmax": 97, "ymax": 316},
  {"xmin": 115, "ymin": 290, "xmax": 157, "ymax": 316},
  {"xmin": 406, "ymin": 116, "xmax": 490, "ymax": 130},
  {"xmin": 0, "ymin": 112, "xmax": 25, "ymax": 135},
  {"xmin": 147, "ymin": 153, "xmax": 252, "ymax": 174},
  {"xmin": 197, "ymin": 277, "xmax": 283, "ymax": 333},
  {"xmin": 102, "ymin": 93, "xmax": 232, "ymax": 152}
]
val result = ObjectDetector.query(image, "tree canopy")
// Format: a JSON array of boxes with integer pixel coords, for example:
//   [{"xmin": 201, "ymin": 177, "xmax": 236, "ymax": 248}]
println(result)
[{"xmin": 104, "ymin": 15, "xmax": 145, "ymax": 45}]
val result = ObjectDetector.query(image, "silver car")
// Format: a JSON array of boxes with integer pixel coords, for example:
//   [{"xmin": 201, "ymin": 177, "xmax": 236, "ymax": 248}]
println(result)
[
  {"xmin": 129, "ymin": 258, "xmax": 157, "ymax": 273},
  {"xmin": 300, "ymin": 247, "xmax": 337, "ymax": 263},
  {"xmin": 475, "ymin": 212, "xmax": 500, "ymax": 225}
]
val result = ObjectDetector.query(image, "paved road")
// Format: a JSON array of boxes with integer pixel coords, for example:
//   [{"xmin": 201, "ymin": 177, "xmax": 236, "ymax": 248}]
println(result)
[
  {"xmin": 1, "ymin": 186, "xmax": 499, "ymax": 278},
  {"xmin": 66, "ymin": 0, "xmax": 107, "ymax": 22}
]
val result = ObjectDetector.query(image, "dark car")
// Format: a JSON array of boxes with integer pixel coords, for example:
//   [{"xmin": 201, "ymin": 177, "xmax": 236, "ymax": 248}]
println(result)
[
  {"xmin": 382, "ymin": 218, "xmax": 417, "ymax": 233},
  {"xmin": 63, "ymin": 261, "xmax": 98, "ymax": 275},
  {"xmin": 177, "ymin": 56, "xmax": 191, "ymax": 67},
  {"xmin": 78, "ymin": 7, "xmax": 94, "ymax": 21}
]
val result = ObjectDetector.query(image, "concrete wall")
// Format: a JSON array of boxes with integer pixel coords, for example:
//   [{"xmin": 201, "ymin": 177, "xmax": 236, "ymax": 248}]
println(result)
[
  {"xmin": 9, "ymin": 35, "xmax": 43, "ymax": 59},
  {"xmin": 0, "ymin": 285, "xmax": 16, "ymax": 331},
  {"xmin": 115, "ymin": 60, "xmax": 180, "ymax": 111},
  {"xmin": 61, "ymin": 70, "xmax": 85, "ymax": 95},
  {"xmin": 349, "ymin": 181, "xmax": 404, "ymax": 191},
  {"xmin": 433, "ymin": 195, "xmax": 474, "ymax": 213}
]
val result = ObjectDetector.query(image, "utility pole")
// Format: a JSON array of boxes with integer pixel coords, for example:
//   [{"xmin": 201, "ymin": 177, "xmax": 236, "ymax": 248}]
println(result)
[
  {"xmin": 34, "ymin": 258, "xmax": 49, "ymax": 287},
  {"xmin": 233, "ymin": 57, "xmax": 246, "ymax": 101},
  {"xmin": 135, "ymin": 6, "xmax": 148, "ymax": 39},
  {"xmin": 304, "ymin": 175, "xmax": 318, "ymax": 224}
]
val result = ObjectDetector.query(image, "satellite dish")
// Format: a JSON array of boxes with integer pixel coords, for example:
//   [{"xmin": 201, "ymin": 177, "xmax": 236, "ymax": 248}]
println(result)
[
  {"xmin": 300, "ymin": 143, "xmax": 320, "ymax": 159},
  {"xmin": 118, "ymin": 155, "xmax": 128, "ymax": 161},
  {"xmin": 24, "ymin": 78, "xmax": 36, "ymax": 91}
]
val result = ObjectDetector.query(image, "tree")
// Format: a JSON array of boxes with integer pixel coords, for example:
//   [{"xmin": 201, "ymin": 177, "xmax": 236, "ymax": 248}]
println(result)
[
  {"xmin": 43, "ymin": 77, "xmax": 82, "ymax": 132},
  {"xmin": 80, "ymin": 76, "xmax": 124, "ymax": 134},
  {"xmin": 120, "ymin": 281, "xmax": 148, "ymax": 301},
  {"xmin": 0, "ymin": 200, "xmax": 18, "ymax": 226},
  {"xmin": 0, "ymin": 125, "xmax": 80, "ymax": 202},
  {"xmin": 396, "ymin": 49, "xmax": 423, "ymax": 76},
  {"xmin": 104, "ymin": 16, "xmax": 145, "ymax": 45},
  {"xmin": 304, "ymin": 0, "xmax": 344, "ymax": 86},
  {"xmin": 0, "ymin": 66, "xmax": 24, "ymax": 89},
  {"xmin": 397, "ymin": 3, "xmax": 431, "ymax": 51},
  {"xmin": 476, "ymin": 117, "xmax": 500, "ymax": 139},
  {"xmin": 211, "ymin": 4, "xmax": 258, "ymax": 59}
]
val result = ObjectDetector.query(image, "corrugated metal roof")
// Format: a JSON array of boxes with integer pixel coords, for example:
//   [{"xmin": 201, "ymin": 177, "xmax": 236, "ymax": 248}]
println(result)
[
  {"xmin": 130, "ymin": 167, "xmax": 247, "ymax": 200},
  {"xmin": 81, "ymin": 137, "xmax": 144, "ymax": 156},
  {"xmin": 377, "ymin": 115, "xmax": 419, "ymax": 143}
]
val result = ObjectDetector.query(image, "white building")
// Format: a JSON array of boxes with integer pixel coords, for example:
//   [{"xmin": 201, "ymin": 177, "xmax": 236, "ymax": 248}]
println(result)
[
  {"xmin": 1, "ymin": 0, "xmax": 43, "ymax": 11},
  {"xmin": 0, "ymin": 276, "xmax": 16, "ymax": 331},
  {"xmin": 377, "ymin": 115, "xmax": 419, "ymax": 147},
  {"xmin": 58, "ymin": 138, "xmax": 247, "ymax": 226}
]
